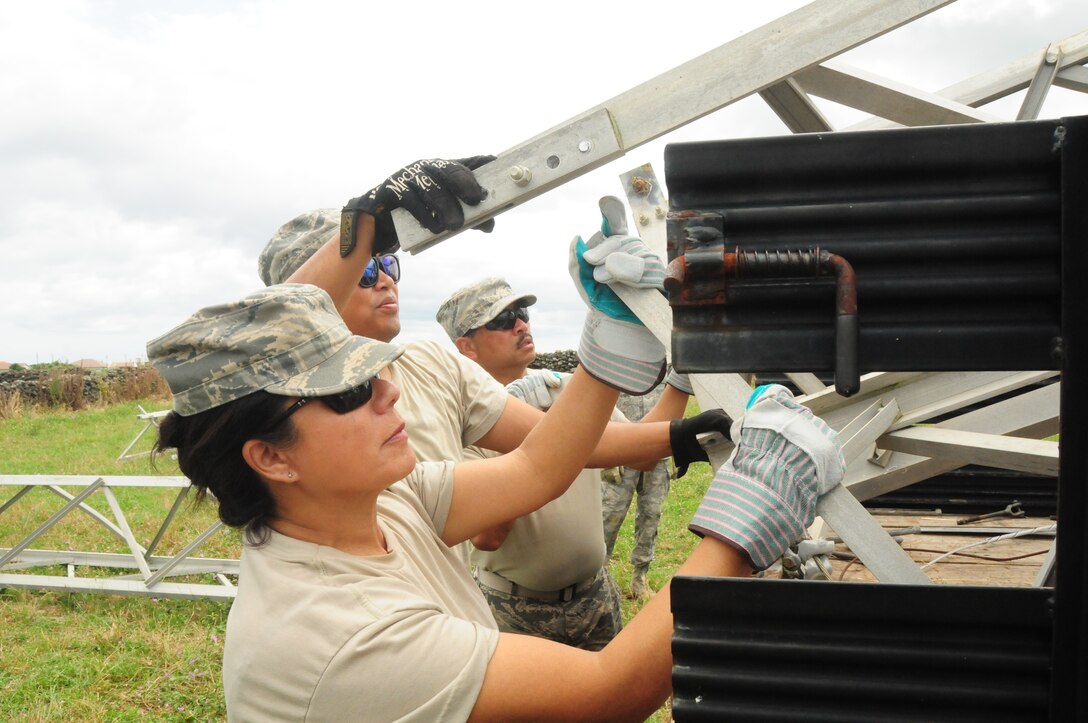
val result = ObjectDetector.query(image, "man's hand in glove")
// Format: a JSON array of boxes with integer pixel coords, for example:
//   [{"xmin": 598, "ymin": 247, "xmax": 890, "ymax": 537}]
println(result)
[
  {"xmin": 689, "ymin": 384, "xmax": 845, "ymax": 571},
  {"xmin": 341, "ymin": 156, "xmax": 495, "ymax": 257},
  {"xmin": 670, "ymin": 409, "xmax": 733, "ymax": 477},
  {"xmin": 506, "ymin": 371, "xmax": 567, "ymax": 411}
]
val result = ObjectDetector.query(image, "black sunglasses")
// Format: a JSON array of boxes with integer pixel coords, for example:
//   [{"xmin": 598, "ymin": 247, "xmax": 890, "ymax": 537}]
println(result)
[
  {"xmin": 266, "ymin": 380, "xmax": 374, "ymax": 430},
  {"xmin": 359, "ymin": 254, "xmax": 400, "ymax": 289},
  {"xmin": 480, "ymin": 306, "xmax": 529, "ymax": 332}
]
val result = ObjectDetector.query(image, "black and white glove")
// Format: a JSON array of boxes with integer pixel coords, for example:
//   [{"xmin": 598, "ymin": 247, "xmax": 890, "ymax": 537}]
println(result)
[
  {"xmin": 341, "ymin": 156, "xmax": 495, "ymax": 256},
  {"xmin": 669, "ymin": 409, "xmax": 733, "ymax": 477}
]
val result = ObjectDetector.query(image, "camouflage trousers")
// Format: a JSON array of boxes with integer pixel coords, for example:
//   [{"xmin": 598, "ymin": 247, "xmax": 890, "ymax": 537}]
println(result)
[
  {"xmin": 602, "ymin": 460, "xmax": 671, "ymax": 568},
  {"xmin": 476, "ymin": 567, "xmax": 623, "ymax": 651}
]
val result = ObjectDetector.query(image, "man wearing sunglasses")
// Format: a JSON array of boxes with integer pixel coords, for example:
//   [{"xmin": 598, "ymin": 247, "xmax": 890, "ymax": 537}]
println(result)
[{"xmin": 435, "ymin": 276, "xmax": 701, "ymax": 650}]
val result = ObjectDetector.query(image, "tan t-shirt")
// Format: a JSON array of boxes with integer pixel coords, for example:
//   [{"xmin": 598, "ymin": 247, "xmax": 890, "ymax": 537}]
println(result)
[
  {"xmin": 223, "ymin": 461, "xmax": 500, "ymax": 722},
  {"xmin": 466, "ymin": 369, "xmax": 629, "ymax": 591},
  {"xmin": 391, "ymin": 340, "xmax": 508, "ymax": 464},
  {"xmin": 391, "ymin": 340, "xmax": 508, "ymax": 566}
]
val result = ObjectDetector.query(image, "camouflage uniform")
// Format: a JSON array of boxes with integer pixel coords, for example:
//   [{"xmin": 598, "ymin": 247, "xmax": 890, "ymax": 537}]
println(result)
[
  {"xmin": 602, "ymin": 383, "xmax": 671, "ymax": 595},
  {"xmin": 476, "ymin": 566, "xmax": 623, "ymax": 651}
]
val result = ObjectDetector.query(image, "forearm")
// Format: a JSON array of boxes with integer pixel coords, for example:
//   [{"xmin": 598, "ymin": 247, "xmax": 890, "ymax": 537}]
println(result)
[
  {"xmin": 445, "ymin": 368, "xmax": 618, "ymax": 545},
  {"xmin": 639, "ymin": 384, "xmax": 690, "ymax": 423},
  {"xmin": 587, "ymin": 420, "xmax": 671, "ymax": 468},
  {"xmin": 285, "ymin": 213, "xmax": 374, "ymax": 312},
  {"xmin": 470, "ymin": 537, "xmax": 751, "ymax": 722},
  {"xmin": 514, "ymin": 367, "xmax": 619, "ymax": 500}
]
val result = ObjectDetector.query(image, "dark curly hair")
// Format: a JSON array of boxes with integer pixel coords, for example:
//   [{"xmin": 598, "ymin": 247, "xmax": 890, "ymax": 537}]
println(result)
[{"xmin": 154, "ymin": 390, "xmax": 297, "ymax": 545}]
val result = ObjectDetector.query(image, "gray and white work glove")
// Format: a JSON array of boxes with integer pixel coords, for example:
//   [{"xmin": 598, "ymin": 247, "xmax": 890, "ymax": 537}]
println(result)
[
  {"xmin": 341, "ymin": 156, "xmax": 495, "ymax": 257},
  {"xmin": 689, "ymin": 384, "xmax": 845, "ymax": 570},
  {"xmin": 664, "ymin": 367, "xmax": 694, "ymax": 395},
  {"xmin": 506, "ymin": 370, "xmax": 567, "ymax": 411},
  {"xmin": 569, "ymin": 196, "xmax": 666, "ymax": 394}
]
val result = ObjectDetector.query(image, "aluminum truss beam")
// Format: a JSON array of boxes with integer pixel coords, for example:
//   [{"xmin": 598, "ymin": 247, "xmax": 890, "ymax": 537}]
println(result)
[{"xmin": 393, "ymin": 0, "xmax": 956, "ymax": 253}]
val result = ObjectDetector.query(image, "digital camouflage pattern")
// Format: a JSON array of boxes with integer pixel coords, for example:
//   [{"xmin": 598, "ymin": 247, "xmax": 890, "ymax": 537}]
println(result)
[
  {"xmin": 435, "ymin": 277, "xmax": 537, "ymax": 340},
  {"xmin": 476, "ymin": 568, "xmax": 622, "ymax": 651},
  {"xmin": 257, "ymin": 208, "xmax": 340, "ymax": 286},
  {"xmin": 147, "ymin": 284, "xmax": 403, "ymax": 416}
]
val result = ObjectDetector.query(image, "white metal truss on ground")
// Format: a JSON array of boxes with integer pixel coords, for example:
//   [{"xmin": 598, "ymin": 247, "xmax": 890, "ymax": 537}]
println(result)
[
  {"xmin": 2, "ymin": 0, "xmax": 1085, "ymax": 598},
  {"xmin": 0, "ymin": 474, "xmax": 236, "ymax": 600}
]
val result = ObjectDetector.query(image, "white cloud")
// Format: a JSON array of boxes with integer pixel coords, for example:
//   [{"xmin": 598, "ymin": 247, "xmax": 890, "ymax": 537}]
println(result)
[{"xmin": 1, "ymin": 0, "xmax": 1086, "ymax": 364}]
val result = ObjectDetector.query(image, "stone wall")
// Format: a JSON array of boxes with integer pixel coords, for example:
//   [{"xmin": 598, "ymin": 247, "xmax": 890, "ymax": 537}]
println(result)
[
  {"xmin": 0, "ymin": 366, "xmax": 167, "ymax": 409},
  {"xmin": 529, "ymin": 350, "xmax": 579, "ymax": 373}
]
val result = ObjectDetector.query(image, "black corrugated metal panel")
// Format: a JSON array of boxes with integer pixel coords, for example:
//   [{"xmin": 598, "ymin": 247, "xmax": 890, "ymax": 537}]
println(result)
[
  {"xmin": 863, "ymin": 466, "xmax": 1057, "ymax": 517},
  {"xmin": 664, "ymin": 118, "xmax": 1068, "ymax": 374},
  {"xmin": 671, "ymin": 577, "xmax": 1052, "ymax": 722}
]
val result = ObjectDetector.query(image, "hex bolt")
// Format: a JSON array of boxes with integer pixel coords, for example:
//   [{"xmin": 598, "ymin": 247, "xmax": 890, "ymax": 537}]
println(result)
[
  {"xmin": 508, "ymin": 165, "xmax": 532, "ymax": 186},
  {"xmin": 638, "ymin": 212, "xmax": 650, "ymax": 226}
]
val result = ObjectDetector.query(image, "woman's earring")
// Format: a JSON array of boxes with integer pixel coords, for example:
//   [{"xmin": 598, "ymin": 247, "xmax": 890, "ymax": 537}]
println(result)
[{"xmin": 287, "ymin": 471, "xmax": 294, "ymax": 479}]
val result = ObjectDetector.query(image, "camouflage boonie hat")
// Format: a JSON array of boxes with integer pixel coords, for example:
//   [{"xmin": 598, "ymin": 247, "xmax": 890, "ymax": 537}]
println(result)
[
  {"xmin": 435, "ymin": 277, "xmax": 537, "ymax": 340},
  {"xmin": 258, "ymin": 209, "xmax": 340, "ymax": 286},
  {"xmin": 147, "ymin": 284, "xmax": 403, "ymax": 416}
]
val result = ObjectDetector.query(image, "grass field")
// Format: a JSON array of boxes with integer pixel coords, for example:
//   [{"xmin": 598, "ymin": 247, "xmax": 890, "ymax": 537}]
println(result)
[{"xmin": 1, "ymin": 398, "xmax": 712, "ymax": 721}]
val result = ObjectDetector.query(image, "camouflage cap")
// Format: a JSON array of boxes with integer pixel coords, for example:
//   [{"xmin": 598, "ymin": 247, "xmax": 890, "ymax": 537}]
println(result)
[
  {"xmin": 147, "ymin": 284, "xmax": 403, "ymax": 416},
  {"xmin": 257, "ymin": 209, "xmax": 340, "ymax": 286},
  {"xmin": 435, "ymin": 277, "xmax": 537, "ymax": 340}
]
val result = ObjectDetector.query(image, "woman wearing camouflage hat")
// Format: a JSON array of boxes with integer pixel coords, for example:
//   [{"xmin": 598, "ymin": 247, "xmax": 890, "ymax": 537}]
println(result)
[{"xmin": 149, "ymin": 202, "xmax": 844, "ymax": 721}]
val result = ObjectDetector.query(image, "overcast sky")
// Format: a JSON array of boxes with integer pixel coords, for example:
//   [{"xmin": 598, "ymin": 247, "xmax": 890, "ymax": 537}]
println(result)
[{"xmin": 2, "ymin": 0, "xmax": 1086, "ymax": 365}]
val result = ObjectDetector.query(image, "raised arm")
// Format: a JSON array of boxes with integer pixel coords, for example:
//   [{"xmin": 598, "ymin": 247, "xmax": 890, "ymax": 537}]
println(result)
[{"xmin": 443, "ymin": 197, "xmax": 670, "ymax": 545}]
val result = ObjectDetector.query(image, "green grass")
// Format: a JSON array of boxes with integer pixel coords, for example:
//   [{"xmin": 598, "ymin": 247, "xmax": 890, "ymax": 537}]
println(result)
[{"xmin": 1, "ymin": 398, "xmax": 712, "ymax": 721}]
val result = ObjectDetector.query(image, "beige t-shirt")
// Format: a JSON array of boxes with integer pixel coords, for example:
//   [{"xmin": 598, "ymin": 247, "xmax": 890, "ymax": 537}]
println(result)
[
  {"xmin": 467, "ymin": 369, "xmax": 628, "ymax": 591},
  {"xmin": 391, "ymin": 340, "xmax": 509, "ymax": 465},
  {"xmin": 391, "ymin": 340, "xmax": 508, "ymax": 566},
  {"xmin": 223, "ymin": 461, "xmax": 500, "ymax": 723}
]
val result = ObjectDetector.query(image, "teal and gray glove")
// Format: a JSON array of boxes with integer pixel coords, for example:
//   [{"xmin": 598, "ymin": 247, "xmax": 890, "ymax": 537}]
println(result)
[
  {"xmin": 569, "ymin": 196, "xmax": 666, "ymax": 394},
  {"xmin": 341, "ymin": 156, "xmax": 495, "ymax": 257},
  {"xmin": 506, "ymin": 370, "xmax": 567, "ymax": 411},
  {"xmin": 689, "ymin": 384, "xmax": 845, "ymax": 570}
]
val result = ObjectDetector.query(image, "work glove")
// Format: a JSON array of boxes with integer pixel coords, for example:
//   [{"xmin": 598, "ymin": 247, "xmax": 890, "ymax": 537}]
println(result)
[
  {"xmin": 569, "ymin": 196, "xmax": 666, "ymax": 394},
  {"xmin": 506, "ymin": 370, "xmax": 567, "ymax": 411},
  {"xmin": 689, "ymin": 384, "xmax": 845, "ymax": 571},
  {"xmin": 670, "ymin": 409, "xmax": 733, "ymax": 478},
  {"xmin": 341, "ymin": 156, "xmax": 495, "ymax": 257},
  {"xmin": 664, "ymin": 367, "xmax": 694, "ymax": 395}
]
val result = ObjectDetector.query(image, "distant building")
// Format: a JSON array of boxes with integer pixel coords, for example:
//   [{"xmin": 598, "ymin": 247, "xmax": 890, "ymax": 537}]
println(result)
[
  {"xmin": 0, "ymin": 361, "xmax": 11, "ymax": 371},
  {"xmin": 109, "ymin": 361, "xmax": 140, "ymax": 368},
  {"xmin": 72, "ymin": 358, "xmax": 107, "ymax": 369}
]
